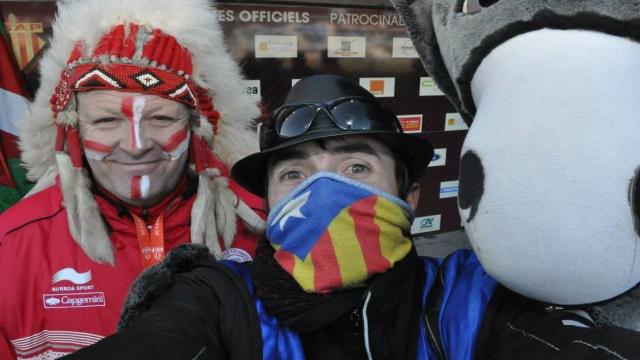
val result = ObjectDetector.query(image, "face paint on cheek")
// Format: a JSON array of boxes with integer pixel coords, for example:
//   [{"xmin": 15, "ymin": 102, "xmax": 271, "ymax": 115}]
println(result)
[
  {"xmin": 161, "ymin": 128, "xmax": 190, "ymax": 160},
  {"xmin": 130, "ymin": 175, "xmax": 151, "ymax": 200},
  {"xmin": 121, "ymin": 96, "xmax": 146, "ymax": 150},
  {"xmin": 83, "ymin": 140, "xmax": 114, "ymax": 161}
]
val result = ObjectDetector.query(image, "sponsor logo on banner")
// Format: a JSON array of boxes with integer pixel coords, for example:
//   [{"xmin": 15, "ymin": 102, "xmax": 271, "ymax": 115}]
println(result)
[
  {"xmin": 327, "ymin": 36, "xmax": 366, "ymax": 58},
  {"xmin": 359, "ymin": 78, "xmax": 395, "ymax": 97},
  {"xmin": 255, "ymin": 35, "xmax": 297, "ymax": 58},
  {"xmin": 440, "ymin": 180, "xmax": 459, "ymax": 199},
  {"xmin": 429, "ymin": 148, "xmax": 447, "ymax": 167},
  {"xmin": 392, "ymin": 38, "xmax": 418, "ymax": 58},
  {"xmin": 419, "ymin": 77, "xmax": 445, "ymax": 96},
  {"xmin": 397, "ymin": 115, "xmax": 422, "ymax": 134},
  {"xmin": 242, "ymin": 80, "xmax": 261, "ymax": 102},
  {"xmin": 445, "ymin": 113, "xmax": 469, "ymax": 131},
  {"xmin": 411, "ymin": 214, "xmax": 442, "ymax": 234},
  {"xmin": 43, "ymin": 292, "xmax": 106, "ymax": 309}
]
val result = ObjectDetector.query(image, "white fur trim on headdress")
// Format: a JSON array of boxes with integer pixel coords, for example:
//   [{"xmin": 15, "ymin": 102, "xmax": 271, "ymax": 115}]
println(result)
[
  {"xmin": 191, "ymin": 172, "xmax": 223, "ymax": 257},
  {"xmin": 56, "ymin": 153, "xmax": 114, "ymax": 264}
]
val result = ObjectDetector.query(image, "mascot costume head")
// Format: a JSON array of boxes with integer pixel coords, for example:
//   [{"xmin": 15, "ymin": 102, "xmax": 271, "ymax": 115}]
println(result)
[{"xmin": 393, "ymin": 0, "xmax": 640, "ymax": 329}]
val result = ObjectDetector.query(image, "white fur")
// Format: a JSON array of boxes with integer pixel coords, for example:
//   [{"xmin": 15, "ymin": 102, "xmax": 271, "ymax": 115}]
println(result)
[
  {"xmin": 212, "ymin": 175, "xmax": 237, "ymax": 250},
  {"xmin": 56, "ymin": 153, "xmax": 114, "ymax": 264},
  {"xmin": 191, "ymin": 173, "xmax": 224, "ymax": 258},
  {"xmin": 236, "ymin": 199, "xmax": 267, "ymax": 234}
]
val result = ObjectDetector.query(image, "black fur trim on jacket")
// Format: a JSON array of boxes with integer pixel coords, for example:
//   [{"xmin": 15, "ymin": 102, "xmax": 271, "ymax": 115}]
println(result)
[{"xmin": 118, "ymin": 244, "xmax": 216, "ymax": 330}]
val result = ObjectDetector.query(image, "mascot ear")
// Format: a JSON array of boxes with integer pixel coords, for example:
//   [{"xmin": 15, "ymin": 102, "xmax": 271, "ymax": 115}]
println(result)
[{"xmin": 392, "ymin": 0, "xmax": 464, "ymax": 121}]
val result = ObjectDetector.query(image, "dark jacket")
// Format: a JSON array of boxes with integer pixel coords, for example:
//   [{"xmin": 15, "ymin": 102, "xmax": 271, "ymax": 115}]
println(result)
[{"xmin": 63, "ymin": 244, "xmax": 640, "ymax": 360}]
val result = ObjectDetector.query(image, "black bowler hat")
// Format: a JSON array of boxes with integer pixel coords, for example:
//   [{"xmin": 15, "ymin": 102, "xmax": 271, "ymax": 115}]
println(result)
[{"xmin": 231, "ymin": 74, "xmax": 434, "ymax": 196}]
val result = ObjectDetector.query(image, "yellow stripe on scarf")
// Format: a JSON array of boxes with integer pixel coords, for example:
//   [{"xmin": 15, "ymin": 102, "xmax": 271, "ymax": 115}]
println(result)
[
  {"xmin": 291, "ymin": 252, "xmax": 315, "ymax": 292},
  {"xmin": 374, "ymin": 196, "xmax": 412, "ymax": 266},
  {"xmin": 328, "ymin": 206, "xmax": 368, "ymax": 288}
]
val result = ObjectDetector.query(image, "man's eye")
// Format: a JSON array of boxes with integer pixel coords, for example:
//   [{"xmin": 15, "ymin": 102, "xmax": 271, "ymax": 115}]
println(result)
[
  {"xmin": 285, "ymin": 171, "xmax": 301, "ymax": 180},
  {"xmin": 150, "ymin": 116, "xmax": 185, "ymax": 127},
  {"xmin": 281, "ymin": 171, "xmax": 304, "ymax": 181},
  {"xmin": 91, "ymin": 118, "xmax": 120, "ymax": 126},
  {"xmin": 152, "ymin": 116, "xmax": 176, "ymax": 122},
  {"xmin": 347, "ymin": 164, "xmax": 368, "ymax": 174}
]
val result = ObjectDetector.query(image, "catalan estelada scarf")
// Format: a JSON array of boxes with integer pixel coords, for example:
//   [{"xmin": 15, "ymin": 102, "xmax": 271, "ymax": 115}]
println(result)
[{"xmin": 267, "ymin": 172, "xmax": 414, "ymax": 293}]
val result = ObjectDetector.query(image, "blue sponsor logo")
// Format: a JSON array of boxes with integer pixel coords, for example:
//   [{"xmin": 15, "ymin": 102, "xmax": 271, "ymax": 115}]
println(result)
[
  {"xmin": 420, "ymin": 217, "xmax": 435, "ymax": 229},
  {"xmin": 432, "ymin": 153, "xmax": 441, "ymax": 162},
  {"xmin": 440, "ymin": 186, "xmax": 458, "ymax": 194}
]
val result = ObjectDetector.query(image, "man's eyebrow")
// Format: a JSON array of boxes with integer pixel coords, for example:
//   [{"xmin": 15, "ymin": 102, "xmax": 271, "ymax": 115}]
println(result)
[
  {"xmin": 271, "ymin": 149, "xmax": 310, "ymax": 167},
  {"xmin": 331, "ymin": 143, "xmax": 380, "ymax": 157},
  {"xmin": 79, "ymin": 106, "xmax": 122, "ymax": 118}
]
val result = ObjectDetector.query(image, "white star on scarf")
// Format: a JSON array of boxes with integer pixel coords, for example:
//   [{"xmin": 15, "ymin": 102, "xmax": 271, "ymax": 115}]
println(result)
[{"xmin": 271, "ymin": 190, "xmax": 310, "ymax": 231}]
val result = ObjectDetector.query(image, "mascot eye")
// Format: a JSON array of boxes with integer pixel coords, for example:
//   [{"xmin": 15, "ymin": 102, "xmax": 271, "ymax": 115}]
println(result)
[{"xmin": 462, "ymin": 0, "xmax": 500, "ymax": 14}]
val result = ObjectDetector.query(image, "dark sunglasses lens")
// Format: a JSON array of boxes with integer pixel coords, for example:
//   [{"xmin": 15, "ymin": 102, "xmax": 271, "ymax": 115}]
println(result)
[
  {"xmin": 278, "ymin": 105, "xmax": 317, "ymax": 138},
  {"xmin": 330, "ymin": 100, "xmax": 374, "ymax": 130},
  {"xmin": 331, "ymin": 100, "xmax": 399, "ymax": 131}
]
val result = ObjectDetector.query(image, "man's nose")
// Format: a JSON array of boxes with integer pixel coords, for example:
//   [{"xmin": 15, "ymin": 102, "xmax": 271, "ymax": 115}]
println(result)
[
  {"xmin": 117, "ymin": 121, "xmax": 154, "ymax": 155},
  {"xmin": 120, "ymin": 97, "xmax": 153, "ymax": 153}
]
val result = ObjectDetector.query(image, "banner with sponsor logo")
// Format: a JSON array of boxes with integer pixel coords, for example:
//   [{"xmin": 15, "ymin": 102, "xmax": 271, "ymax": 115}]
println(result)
[{"xmin": 0, "ymin": 1, "xmax": 465, "ymax": 235}]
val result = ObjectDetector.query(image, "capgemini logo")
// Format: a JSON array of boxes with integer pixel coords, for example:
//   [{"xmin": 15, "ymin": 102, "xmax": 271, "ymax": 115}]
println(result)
[{"xmin": 52, "ymin": 268, "xmax": 92, "ymax": 285}]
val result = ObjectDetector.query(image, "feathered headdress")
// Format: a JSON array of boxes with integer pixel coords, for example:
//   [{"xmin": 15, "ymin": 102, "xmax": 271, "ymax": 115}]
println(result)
[{"xmin": 19, "ymin": 0, "xmax": 265, "ymax": 264}]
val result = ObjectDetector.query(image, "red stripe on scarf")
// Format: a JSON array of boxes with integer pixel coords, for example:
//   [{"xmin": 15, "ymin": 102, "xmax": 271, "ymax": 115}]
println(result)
[
  {"xmin": 311, "ymin": 231, "xmax": 342, "ymax": 293},
  {"xmin": 350, "ymin": 196, "xmax": 390, "ymax": 274},
  {"xmin": 274, "ymin": 249, "xmax": 296, "ymax": 275}
]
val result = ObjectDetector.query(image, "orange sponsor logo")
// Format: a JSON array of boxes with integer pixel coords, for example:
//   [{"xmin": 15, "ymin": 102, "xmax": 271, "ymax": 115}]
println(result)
[{"xmin": 369, "ymin": 79, "xmax": 385, "ymax": 94}]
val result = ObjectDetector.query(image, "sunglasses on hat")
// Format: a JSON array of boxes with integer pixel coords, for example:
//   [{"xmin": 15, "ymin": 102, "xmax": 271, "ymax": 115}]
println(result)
[{"xmin": 260, "ymin": 96, "xmax": 402, "ymax": 148}]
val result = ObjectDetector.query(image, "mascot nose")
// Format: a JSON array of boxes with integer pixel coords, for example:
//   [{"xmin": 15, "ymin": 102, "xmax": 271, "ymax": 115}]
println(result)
[
  {"xmin": 632, "ymin": 166, "xmax": 640, "ymax": 238},
  {"xmin": 459, "ymin": 151, "xmax": 485, "ymax": 223}
]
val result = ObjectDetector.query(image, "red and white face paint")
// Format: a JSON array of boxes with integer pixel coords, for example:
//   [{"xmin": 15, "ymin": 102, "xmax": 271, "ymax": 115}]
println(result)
[
  {"xmin": 83, "ymin": 140, "xmax": 113, "ymax": 161},
  {"xmin": 76, "ymin": 90, "xmax": 191, "ymax": 206},
  {"xmin": 121, "ymin": 96, "xmax": 147, "ymax": 151},
  {"xmin": 131, "ymin": 175, "xmax": 151, "ymax": 200},
  {"xmin": 161, "ymin": 127, "xmax": 191, "ymax": 160}
]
